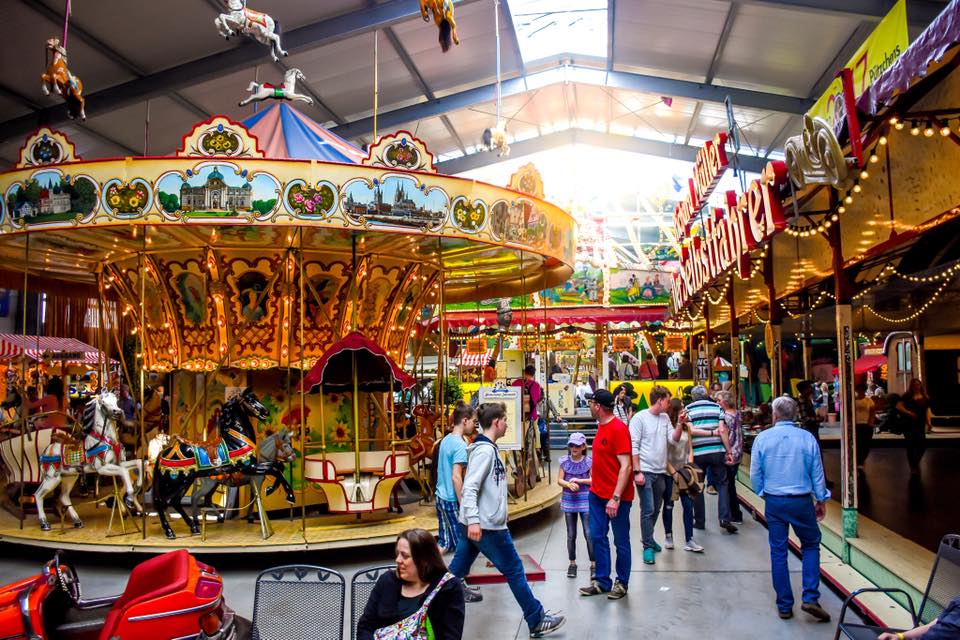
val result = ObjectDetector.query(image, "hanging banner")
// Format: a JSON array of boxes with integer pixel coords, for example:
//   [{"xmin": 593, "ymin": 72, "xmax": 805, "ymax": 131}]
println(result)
[{"xmin": 807, "ymin": 0, "xmax": 908, "ymax": 133}]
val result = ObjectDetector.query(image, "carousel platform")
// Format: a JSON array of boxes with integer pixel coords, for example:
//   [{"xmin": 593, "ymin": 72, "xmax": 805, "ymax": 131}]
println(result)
[{"xmin": 0, "ymin": 482, "xmax": 561, "ymax": 554}]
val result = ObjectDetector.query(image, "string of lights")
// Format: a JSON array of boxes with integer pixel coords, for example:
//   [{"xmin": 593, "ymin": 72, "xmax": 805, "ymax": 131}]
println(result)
[{"xmin": 863, "ymin": 276, "xmax": 953, "ymax": 324}]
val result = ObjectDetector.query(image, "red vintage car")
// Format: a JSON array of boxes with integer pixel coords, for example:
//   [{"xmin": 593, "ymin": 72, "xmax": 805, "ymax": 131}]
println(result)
[{"xmin": 0, "ymin": 549, "xmax": 247, "ymax": 639}]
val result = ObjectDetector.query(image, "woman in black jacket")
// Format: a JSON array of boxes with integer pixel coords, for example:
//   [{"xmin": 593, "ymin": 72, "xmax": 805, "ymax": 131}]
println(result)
[{"xmin": 356, "ymin": 528, "xmax": 465, "ymax": 640}]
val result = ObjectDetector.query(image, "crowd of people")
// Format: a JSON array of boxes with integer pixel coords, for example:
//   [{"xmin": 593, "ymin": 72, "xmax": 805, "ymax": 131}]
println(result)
[{"xmin": 356, "ymin": 373, "xmax": 947, "ymax": 639}]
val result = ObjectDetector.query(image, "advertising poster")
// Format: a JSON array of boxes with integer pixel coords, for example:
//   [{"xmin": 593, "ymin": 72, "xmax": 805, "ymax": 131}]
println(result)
[
  {"xmin": 608, "ymin": 268, "xmax": 672, "ymax": 306},
  {"xmin": 478, "ymin": 386, "xmax": 522, "ymax": 451}
]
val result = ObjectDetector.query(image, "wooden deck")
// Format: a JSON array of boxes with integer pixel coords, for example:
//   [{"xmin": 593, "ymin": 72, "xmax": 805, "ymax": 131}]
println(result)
[{"xmin": 0, "ymin": 482, "xmax": 561, "ymax": 553}]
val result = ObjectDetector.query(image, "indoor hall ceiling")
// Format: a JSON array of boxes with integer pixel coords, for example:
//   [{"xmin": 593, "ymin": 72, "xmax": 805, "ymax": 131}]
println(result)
[{"xmin": 0, "ymin": 0, "xmax": 951, "ymax": 172}]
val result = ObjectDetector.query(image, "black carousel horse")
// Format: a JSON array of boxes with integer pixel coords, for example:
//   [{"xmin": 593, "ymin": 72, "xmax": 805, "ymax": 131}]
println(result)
[{"xmin": 152, "ymin": 388, "xmax": 295, "ymax": 539}]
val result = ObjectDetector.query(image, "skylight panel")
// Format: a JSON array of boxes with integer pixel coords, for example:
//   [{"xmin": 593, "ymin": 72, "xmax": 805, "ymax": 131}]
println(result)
[{"xmin": 508, "ymin": 0, "xmax": 607, "ymax": 64}]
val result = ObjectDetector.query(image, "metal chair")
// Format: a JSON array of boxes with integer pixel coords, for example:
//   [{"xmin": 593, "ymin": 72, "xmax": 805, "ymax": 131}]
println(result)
[
  {"xmin": 251, "ymin": 565, "xmax": 345, "ymax": 640},
  {"xmin": 350, "ymin": 565, "xmax": 395, "ymax": 640},
  {"xmin": 835, "ymin": 534, "xmax": 960, "ymax": 639}
]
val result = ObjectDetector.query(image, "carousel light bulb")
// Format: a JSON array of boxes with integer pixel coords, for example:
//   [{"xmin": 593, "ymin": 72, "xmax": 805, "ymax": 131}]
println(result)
[
  {"xmin": 869, "ymin": 153, "xmax": 879, "ymax": 164},
  {"xmin": 911, "ymin": 123, "xmax": 921, "ymax": 135},
  {"xmin": 942, "ymin": 126, "xmax": 953, "ymax": 136},
  {"xmin": 845, "ymin": 194, "xmax": 854, "ymax": 204},
  {"xmin": 853, "ymin": 184, "xmax": 862, "ymax": 193},
  {"xmin": 889, "ymin": 116, "xmax": 899, "ymax": 125},
  {"xmin": 860, "ymin": 170, "xmax": 869, "ymax": 179},
  {"xmin": 833, "ymin": 212, "xmax": 842, "ymax": 219},
  {"xmin": 895, "ymin": 121, "xmax": 905, "ymax": 130},
  {"xmin": 817, "ymin": 226, "xmax": 825, "ymax": 233},
  {"xmin": 924, "ymin": 125, "xmax": 935, "ymax": 137},
  {"xmin": 879, "ymin": 135, "xmax": 888, "ymax": 145}
]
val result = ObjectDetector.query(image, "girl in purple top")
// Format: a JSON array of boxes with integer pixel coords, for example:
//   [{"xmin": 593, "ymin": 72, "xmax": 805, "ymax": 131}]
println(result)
[{"xmin": 558, "ymin": 431, "xmax": 595, "ymax": 579}]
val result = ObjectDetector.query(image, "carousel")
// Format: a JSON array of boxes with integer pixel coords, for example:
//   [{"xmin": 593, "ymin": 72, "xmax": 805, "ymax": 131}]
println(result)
[{"xmin": 0, "ymin": 15, "xmax": 574, "ymax": 549}]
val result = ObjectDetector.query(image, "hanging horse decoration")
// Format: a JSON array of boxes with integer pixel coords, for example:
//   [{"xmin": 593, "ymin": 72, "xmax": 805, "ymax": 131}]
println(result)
[
  {"xmin": 40, "ymin": 38, "xmax": 85, "ymax": 120},
  {"xmin": 419, "ymin": 0, "xmax": 461, "ymax": 53},
  {"xmin": 482, "ymin": 123, "xmax": 510, "ymax": 157},
  {"xmin": 34, "ymin": 390, "xmax": 144, "ymax": 531},
  {"xmin": 214, "ymin": 0, "xmax": 288, "ymax": 62},
  {"xmin": 152, "ymin": 388, "xmax": 294, "ymax": 539},
  {"xmin": 239, "ymin": 67, "xmax": 313, "ymax": 107}
]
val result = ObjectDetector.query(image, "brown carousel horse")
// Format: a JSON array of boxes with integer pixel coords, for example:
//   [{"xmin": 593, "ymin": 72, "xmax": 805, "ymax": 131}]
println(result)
[
  {"xmin": 419, "ymin": 0, "xmax": 460, "ymax": 53},
  {"xmin": 409, "ymin": 404, "xmax": 441, "ymax": 464},
  {"xmin": 40, "ymin": 38, "xmax": 85, "ymax": 120}
]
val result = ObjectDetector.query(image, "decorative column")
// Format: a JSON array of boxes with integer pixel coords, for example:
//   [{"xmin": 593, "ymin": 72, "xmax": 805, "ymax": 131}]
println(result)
[
  {"xmin": 703, "ymin": 302, "xmax": 713, "ymax": 385},
  {"xmin": 727, "ymin": 284, "xmax": 740, "ymax": 404},
  {"xmin": 829, "ymin": 215, "xmax": 858, "ymax": 551},
  {"xmin": 763, "ymin": 250, "xmax": 784, "ymax": 397}
]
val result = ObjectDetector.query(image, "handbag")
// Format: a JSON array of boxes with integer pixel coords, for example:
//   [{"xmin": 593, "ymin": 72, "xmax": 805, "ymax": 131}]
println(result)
[{"xmin": 374, "ymin": 572, "xmax": 454, "ymax": 640}]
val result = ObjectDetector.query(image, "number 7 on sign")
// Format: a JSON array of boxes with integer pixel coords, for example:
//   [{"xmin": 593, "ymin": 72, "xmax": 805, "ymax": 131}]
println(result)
[{"xmin": 853, "ymin": 52, "xmax": 869, "ymax": 95}]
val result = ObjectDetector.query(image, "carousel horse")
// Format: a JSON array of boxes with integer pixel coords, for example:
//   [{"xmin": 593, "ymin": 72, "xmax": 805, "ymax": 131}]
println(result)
[
  {"xmin": 214, "ymin": 0, "xmax": 288, "ymax": 62},
  {"xmin": 189, "ymin": 427, "xmax": 296, "ymax": 524},
  {"xmin": 482, "ymin": 122, "xmax": 510, "ymax": 157},
  {"xmin": 419, "ymin": 0, "xmax": 460, "ymax": 53},
  {"xmin": 238, "ymin": 67, "xmax": 312, "ymax": 107},
  {"xmin": 409, "ymin": 404, "xmax": 440, "ymax": 464},
  {"xmin": 153, "ymin": 388, "xmax": 294, "ymax": 539},
  {"xmin": 40, "ymin": 38, "xmax": 85, "ymax": 120},
  {"xmin": 34, "ymin": 391, "xmax": 144, "ymax": 531}
]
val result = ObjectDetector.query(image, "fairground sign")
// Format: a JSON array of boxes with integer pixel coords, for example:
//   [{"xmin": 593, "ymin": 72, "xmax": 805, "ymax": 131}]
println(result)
[{"xmin": 671, "ymin": 134, "xmax": 789, "ymax": 311}]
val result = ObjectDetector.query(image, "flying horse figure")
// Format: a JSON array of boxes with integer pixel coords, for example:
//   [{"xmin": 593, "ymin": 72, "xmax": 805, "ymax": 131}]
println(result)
[
  {"xmin": 419, "ymin": 0, "xmax": 461, "ymax": 52},
  {"xmin": 40, "ymin": 38, "xmax": 85, "ymax": 120},
  {"xmin": 239, "ymin": 67, "xmax": 313, "ymax": 107},
  {"xmin": 34, "ymin": 390, "xmax": 144, "ymax": 531},
  {"xmin": 214, "ymin": 0, "xmax": 288, "ymax": 62}
]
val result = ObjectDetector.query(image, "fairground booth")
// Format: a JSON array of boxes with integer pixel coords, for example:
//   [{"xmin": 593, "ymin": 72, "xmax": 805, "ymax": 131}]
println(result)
[{"xmin": 668, "ymin": 0, "xmax": 960, "ymax": 626}]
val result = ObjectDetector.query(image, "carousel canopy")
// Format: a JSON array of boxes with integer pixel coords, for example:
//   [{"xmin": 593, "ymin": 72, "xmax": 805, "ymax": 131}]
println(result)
[
  {"xmin": 0, "ymin": 334, "xmax": 110, "ymax": 365},
  {"xmin": 242, "ymin": 103, "xmax": 365, "ymax": 163},
  {"xmin": 299, "ymin": 331, "xmax": 415, "ymax": 393}
]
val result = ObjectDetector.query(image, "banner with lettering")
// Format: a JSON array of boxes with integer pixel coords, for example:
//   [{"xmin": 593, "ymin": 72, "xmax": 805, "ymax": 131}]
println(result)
[{"xmin": 807, "ymin": 0, "xmax": 907, "ymax": 132}]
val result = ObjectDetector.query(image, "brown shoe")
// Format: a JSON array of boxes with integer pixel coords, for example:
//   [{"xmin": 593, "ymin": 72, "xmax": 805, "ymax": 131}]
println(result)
[
  {"xmin": 578, "ymin": 581, "xmax": 609, "ymax": 597},
  {"xmin": 607, "ymin": 580, "xmax": 628, "ymax": 600},
  {"xmin": 801, "ymin": 602, "xmax": 831, "ymax": 622}
]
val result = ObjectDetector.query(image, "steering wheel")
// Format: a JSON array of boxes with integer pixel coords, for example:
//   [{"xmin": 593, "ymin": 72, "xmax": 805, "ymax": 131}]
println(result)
[{"xmin": 53, "ymin": 551, "xmax": 82, "ymax": 605}]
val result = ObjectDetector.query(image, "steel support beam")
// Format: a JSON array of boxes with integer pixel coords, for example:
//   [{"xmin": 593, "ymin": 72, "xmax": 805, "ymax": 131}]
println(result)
[
  {"xmin": 500, "ymin": 0, "xmax": 528, "ymax": 76},
  {"xmin": 332, "ymin": 64, "xmax": 812, "ymax": 139},
  {"xmin": 435, "ymin": 128, "xmax": 769, "ymax": 175},
  {"xmin": 0, "ymin": 0, "xmax": 482, "ymax": 142},
  {"xmin": 382, "ymin": 27, "xmax": 466, "ymax": 153},
  {"xmin": 607, "ymin": 0, "xmax": 617, "ymax": 71},
  {"xmin": 0, "ymin": 83, "xmax": 138, "ymax": 157},
  {"xmin": 732, "ymin": 0, "xmax": 946, "ymax": 26}
]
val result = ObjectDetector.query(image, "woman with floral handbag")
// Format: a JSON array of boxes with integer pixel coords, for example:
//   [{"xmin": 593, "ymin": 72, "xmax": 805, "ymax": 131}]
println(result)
[{"xmin": 357, "ymin": 528, "xmax": 465, "ymax": 640}]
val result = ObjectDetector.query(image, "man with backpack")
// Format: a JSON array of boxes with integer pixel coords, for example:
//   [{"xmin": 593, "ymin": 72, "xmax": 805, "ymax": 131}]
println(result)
[{"xmin": 448, "ymin": 402, "xmax": 566, "ymax": 638}]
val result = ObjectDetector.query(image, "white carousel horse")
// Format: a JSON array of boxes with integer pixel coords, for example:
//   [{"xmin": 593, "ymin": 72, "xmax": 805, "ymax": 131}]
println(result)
[
  {"xmin": 34, "ymin": 391, "xmax": 144, "ymax": 531},
  {"xmin": 239, "ymin": 67, "xmax": 313, "ymax": 107},
  {"xmin": 214, "ymin": 0, "xmax": 288, "ymax": 62}
]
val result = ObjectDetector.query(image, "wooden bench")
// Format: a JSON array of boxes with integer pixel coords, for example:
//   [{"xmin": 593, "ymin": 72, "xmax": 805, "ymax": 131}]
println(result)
[{"xmin": 304, "ymin": 450, "xmax": 410, "ymax": 514}]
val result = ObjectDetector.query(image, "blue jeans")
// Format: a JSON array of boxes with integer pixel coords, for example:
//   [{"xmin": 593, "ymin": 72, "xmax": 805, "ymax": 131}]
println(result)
[
  {"xmin": 693, "ymin": 453, "xmax": 732, "ymax": 524},
  {"xmin": 639, "ymin": 472, "xmax": 667, "ymax": 550},
  {"xmin": 588, "ymin": 492, "xmax": 632, "ymax": 590},
  {"xmin": 662, "ymin": 477, "xmax": 695, "ymax": 543},
  {"xmin": 764, "ymin": 495, "xmax": 822, "ymax": 611},
  {"xmin": 449, "ymin": 525, "xmax": 544, "ymax": 631}
]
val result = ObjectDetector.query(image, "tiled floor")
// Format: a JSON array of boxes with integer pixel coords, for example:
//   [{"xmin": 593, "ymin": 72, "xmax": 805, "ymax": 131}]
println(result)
[{"xmin": 1, "ymin": 493, "xmax": 848, "ymax": 638}]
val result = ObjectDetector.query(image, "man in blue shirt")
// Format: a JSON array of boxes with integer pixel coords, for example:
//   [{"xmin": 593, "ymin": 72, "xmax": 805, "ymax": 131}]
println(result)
[{"xmin": 751, "ymin": 396, "xmax": 831, "ymax": 623}]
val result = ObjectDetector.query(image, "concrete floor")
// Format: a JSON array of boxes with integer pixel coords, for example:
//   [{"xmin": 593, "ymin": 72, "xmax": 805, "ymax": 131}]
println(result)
[{"xmin": 1, "ymin": 493, "xmax": 848, "ymax": 638}]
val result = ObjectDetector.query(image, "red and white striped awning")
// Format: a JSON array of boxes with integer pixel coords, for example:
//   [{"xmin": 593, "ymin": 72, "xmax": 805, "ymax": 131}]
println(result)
[
  {"xmin": 459, "ymin": 349, "xmax": 494, "ymax": 367},
  {"xmin": 0, "ymin": 334, "xmax": 112, "ymax": 365}
]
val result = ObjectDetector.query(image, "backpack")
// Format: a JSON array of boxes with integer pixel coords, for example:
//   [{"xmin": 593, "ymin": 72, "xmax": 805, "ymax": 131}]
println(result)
[{"xmin": 373, "ymin": 572, "xmax": 454, "ymax": 640}]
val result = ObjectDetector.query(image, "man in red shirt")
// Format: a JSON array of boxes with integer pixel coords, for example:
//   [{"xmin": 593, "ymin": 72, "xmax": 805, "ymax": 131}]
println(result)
[{"xmin": 579, "ymin": 389, "xmax": 634, "ymax": 600}]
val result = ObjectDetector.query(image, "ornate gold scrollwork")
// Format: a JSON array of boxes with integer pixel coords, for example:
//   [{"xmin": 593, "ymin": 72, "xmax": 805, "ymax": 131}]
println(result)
[{"xmin": 784, "ymin": 115, "xmax": 852, "ymax": 190}]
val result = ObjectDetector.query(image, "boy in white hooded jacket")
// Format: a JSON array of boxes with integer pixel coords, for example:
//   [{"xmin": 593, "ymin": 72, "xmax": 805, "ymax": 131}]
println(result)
[{"xmin": 448, "ymin": 402, "xmax": 565, "ymax": 638}]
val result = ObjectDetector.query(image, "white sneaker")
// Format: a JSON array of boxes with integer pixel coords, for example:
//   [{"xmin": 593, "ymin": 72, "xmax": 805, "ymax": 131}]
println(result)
[
  {"xmin": 684, "ymin": 540, "xmax": 704, "ymax": 553},
  {"xmin": 664, "ymin": 533, "xmax": 674, "ymax": 550}
]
